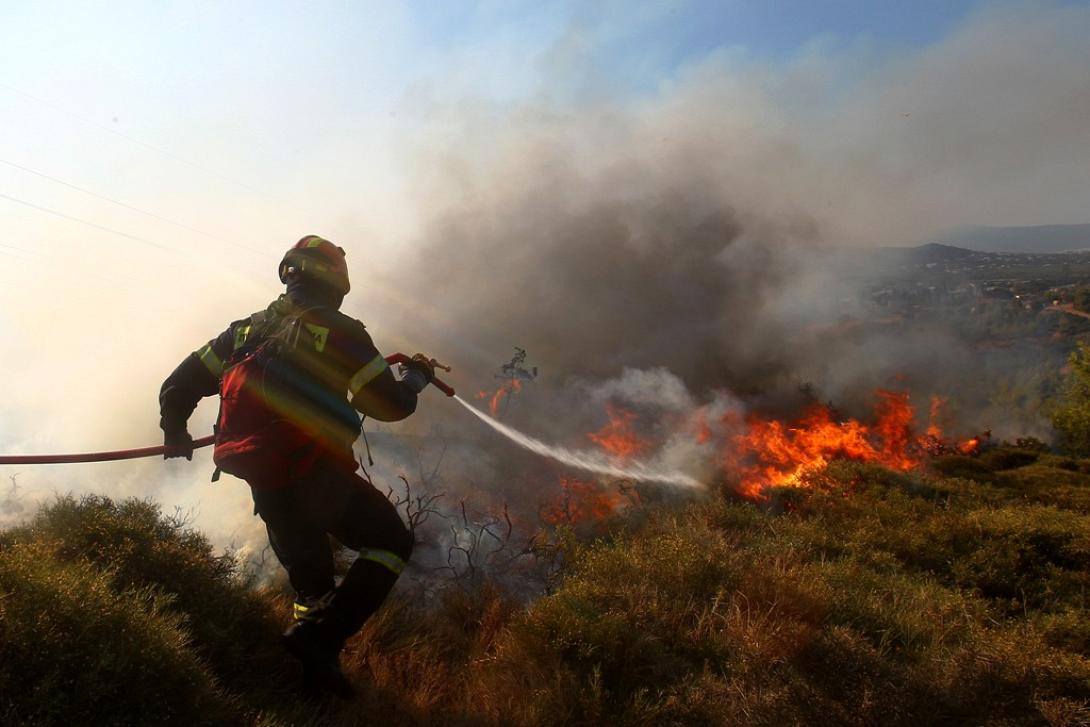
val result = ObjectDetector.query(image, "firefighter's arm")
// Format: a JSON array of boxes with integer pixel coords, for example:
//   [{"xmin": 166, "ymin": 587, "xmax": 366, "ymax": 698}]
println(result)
[
  {"xmin": 158, "ymin": 324, "xmax": 237, "ymax": 455},
  {"xmin": 350, "ymin": 364, "xmax": 418, "ymax": 422},
  {"xmin": 345, "ymin": 329, "xmax": 430, "ymax": 422}
]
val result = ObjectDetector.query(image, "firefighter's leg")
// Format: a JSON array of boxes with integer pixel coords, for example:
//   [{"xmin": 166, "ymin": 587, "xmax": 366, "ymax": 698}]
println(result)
[
  {"xmin": 258, "ymin": 475, "xmax": 354, "ymax": 697},
  {"xmin": 250, "ymin": 482, "xmax": 336, "ymax": 604},
  {"xmin": 277, "ymin": 462, "xmax": 406, "ymax": 698},
  {"xmin": 324, "ymin": 471, "xmax": 414, "ymax": 646}
]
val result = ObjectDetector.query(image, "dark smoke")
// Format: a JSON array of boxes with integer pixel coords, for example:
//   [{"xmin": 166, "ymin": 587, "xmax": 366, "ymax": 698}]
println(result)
[
  {"xmin": 415, "ymin": 186, "xmax": 813, "ymax": 395},
  {"xmin": 392, "ymin": 2, "xmax": 1089, "ymax": 439}
]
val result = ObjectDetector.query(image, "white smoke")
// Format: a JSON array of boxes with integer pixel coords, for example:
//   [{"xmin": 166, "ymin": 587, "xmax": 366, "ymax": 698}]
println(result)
[{"xmin": 453, "ymin": 394, "xmax": 704, "ymax": 488}]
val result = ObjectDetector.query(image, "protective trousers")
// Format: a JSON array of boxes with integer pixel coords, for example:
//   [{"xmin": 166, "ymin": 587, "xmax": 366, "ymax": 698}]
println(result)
[{"xmin": 250, "ymin": 458, "xmax": 414, "ymax": 649}]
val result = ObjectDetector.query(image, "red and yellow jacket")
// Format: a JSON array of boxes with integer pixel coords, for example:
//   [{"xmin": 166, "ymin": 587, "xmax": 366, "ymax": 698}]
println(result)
[{"xmin": 159, "ymin": 293, "xmax": 417, "ymax": 463}]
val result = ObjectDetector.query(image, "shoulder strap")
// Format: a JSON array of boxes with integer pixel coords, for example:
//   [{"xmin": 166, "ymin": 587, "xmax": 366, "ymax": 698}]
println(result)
[
  {"xmin": 234, "ymin": 298, "xmax": 326, "ymax": 355},
  {"xmin": 231, "ymin": 310, "xmax": 268, "ymax": 352},
  {"xmin": 247, "ymin": 310, "xmax": 272, "ymax": 340},
  {"xmin": 272, "ymin": 304, "xmax": 325, "ymax": 351}
]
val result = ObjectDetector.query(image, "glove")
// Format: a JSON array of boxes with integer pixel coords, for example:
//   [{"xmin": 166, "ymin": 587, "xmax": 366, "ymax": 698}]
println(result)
[
  {"xmin": 400, "ymin": 354, "xmax": 435, "ymax": 394},
  {"xmin": 408, "ymin": 354, "xmax": 436, "ymax": 383},
  {"xmin": 164, "ymin": 429, "xmax": 194, "ymax": 461}
]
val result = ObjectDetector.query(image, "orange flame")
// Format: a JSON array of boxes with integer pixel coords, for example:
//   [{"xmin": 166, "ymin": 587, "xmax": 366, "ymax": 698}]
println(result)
[
  {"xmin": 541, "ymin": 476, "xmax": 627, "ymax": 525},
  {"xmin": 538, "ymin": 407, "xmax": 652, "ymax": 527},
  {"xmin": 719, "ymin": 389, "xmax": 977, "ymax": 499},
  {"xmin": 560, "ymin": 391, "xmax": 984, "ymax": 510},
  {"xmin": 692, "ymin": 410, "xmax": 713, "ymax": 445},
  {"xmin": 958, "ymin": 437, "xmax": 982, "ymax": 455},
  {"xmin": 477, "ymin": 379, "xmax": 523, "ymax": 416},
  {"xmin": 872, "ymin": 390, "xmax": 917, "ymax": 469},
  {"xmin": 587, "ymin": 404, "xmax": 650, "ymax": 460},
  {"xmin": 926, "ymin": 395, "xmax": 947, "ymax": 439}
]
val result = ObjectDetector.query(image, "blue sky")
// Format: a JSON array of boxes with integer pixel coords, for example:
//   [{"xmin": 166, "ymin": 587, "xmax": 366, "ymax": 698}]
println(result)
[
  {"xmin": 2, "ymin": 1, "xmax": 993, "ymax": 119},
  {"xmin": 391, "ymin": 0, "xmax": 991, "ymax": 106},
  {"xmin": 410, "ymin": 1, "xmax": 984, "ymax": 77}
]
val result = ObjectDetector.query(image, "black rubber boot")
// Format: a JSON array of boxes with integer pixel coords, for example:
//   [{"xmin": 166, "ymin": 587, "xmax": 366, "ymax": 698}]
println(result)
[
  {"xmin": 327, "ymin": 558, "xmax": 402, "ymax": 639},
  {"xmin": 282, "ymin": 620, "xmax": 355, "ymax": 699},
  {"xmin": 282, "ymin": 557, "xmax": 404, "ymax": 699}
]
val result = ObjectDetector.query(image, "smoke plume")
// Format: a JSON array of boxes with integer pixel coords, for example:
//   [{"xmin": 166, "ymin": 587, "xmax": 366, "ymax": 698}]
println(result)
[
  {"xmin": 395, "ymin": 1, "xmax": 1090, "ymax": 433},
  {"xmin": 3, "ymin": 3, "xmax": 1090, "ymax": 568}
]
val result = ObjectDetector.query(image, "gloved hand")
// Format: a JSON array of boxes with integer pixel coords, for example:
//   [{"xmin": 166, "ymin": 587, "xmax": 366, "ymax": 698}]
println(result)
[
  {"xmin": 163, "ymin": 429, "xmax": 194, "ymax": 461},
  {"xmin": 407, "ymin": 354, "xmax": 436, "ymax": 383},
  {"xmin": 400, "ymin": 354, "xmax": 435, "ymax": 394}
]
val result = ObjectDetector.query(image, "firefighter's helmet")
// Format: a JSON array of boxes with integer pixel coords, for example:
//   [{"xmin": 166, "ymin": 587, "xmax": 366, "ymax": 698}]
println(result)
[{"xmin": 278, "ymin": 235, "xmax": 350, "ymax": 294}]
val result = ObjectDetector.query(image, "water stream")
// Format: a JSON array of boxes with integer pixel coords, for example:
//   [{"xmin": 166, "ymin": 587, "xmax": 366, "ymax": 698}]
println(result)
[{"xmin": 453, "ymin": 395, "xmax": 704, "ymax": 488}]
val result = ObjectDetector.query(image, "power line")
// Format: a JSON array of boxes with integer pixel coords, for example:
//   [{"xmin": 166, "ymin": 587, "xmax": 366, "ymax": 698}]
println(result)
[
  {"xmin": 0, "ymin": 157, "xmax": 274, "ymax": 258},
  {"xmin": 0, "ymin": 239, "xmax": 147, "ymax": 287},
  {"xmin": 0, "ymin": 192, "xmax": 274, "ymax": 297},
  {"xmin": 0, "ymin": 81, "xmax": 309, "ymax": 219},
  {"xmin": 0, "ymin": 244, "xmax": 36, "ymax": 261},
  {"xmin": 0, "ymin": 157, "xmax": 216, "ymax": 238},
  {"xmin": 0, "ymin": 241, "xmax": 35, "ymax": 255},
  {"xmin": 0, "ymin": 191, "xmax": 174, "ymax": 251}
]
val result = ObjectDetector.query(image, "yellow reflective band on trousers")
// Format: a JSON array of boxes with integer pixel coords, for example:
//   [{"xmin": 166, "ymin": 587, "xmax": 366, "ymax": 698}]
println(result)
[
  {"xmin": 358, "ymin": 548, "xmax": 406, "ymax": 575},
  {"xmin": 348, "ymin": 355, "xmax": 388, "ymax": 395},
  {"xmin": 233, "ymin": 324, "xmax": 252, "ymax": 351},
  {"xmin": 293, "ymin": 601, "xmax": 311, "ymax": 621},
  {"xmin": 196, "ymin": 343, "xmax": 223, "ymax": 377}
]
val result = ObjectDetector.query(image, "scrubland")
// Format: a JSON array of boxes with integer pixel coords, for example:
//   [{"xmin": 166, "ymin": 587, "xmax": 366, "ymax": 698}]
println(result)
[{"xmin": 2, "ymin": 446, "xmax": 1090, "ymax": 725}]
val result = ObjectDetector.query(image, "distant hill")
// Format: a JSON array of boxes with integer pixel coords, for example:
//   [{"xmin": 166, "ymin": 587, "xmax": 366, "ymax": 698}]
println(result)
[
  {"xmin": 878, "ymin": 242, "xmax": 982, "ymax": 264},
  {"xmin": 930, "ymin": 224, "xmax": 1090, "ymax": 253},
  {"xmin": 866, "ymin": 242, "xmax": 998, "ymax": 269}
]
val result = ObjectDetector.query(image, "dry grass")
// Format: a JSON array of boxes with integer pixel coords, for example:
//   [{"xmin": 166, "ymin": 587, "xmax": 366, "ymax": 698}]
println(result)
[{"xmin": 3, "ymin": 449, "xmax": 1090, "ymax": 725}]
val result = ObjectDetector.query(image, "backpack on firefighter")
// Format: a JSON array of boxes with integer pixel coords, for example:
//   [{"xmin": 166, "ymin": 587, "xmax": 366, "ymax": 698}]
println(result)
[{"xmin": 212, "ymin": 306, "xmax": 361, "ymax": 487}]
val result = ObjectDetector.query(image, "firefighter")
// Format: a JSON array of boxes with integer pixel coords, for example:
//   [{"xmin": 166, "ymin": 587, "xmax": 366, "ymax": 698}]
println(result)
[{"xmin": 159, "ymin": 235, "xmax": 433, "ymax": 697}]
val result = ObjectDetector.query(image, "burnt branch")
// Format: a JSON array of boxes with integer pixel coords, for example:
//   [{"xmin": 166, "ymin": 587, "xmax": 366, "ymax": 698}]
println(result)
[{"xmin": 392, "ymin": 475, "xmax": 447, "ymax": 534}]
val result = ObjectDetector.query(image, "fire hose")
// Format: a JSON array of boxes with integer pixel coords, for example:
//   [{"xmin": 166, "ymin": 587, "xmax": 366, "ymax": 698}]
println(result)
[{"xmin": 0, "ymin": 353, "xmax": 454, "ymax": 466}]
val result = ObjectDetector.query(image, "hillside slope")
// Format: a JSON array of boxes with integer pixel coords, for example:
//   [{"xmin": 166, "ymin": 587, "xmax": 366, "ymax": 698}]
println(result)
[{"xmin": 2, "ymin": 450, "xmax": 1089, "ymax": 725}]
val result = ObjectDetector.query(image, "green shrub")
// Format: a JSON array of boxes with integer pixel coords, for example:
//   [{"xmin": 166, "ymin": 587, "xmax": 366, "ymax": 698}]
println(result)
[
  {"xmin": 0, "ymin": 542, "xmax": 236, "ymax": 725},
  {"xmin": 6, "ymin": 463, "xmax": 1090, "ymax": 726},
  {"xmin": 0, "ymin": 496, "xmax": 312, "ymax": 726},
  {"xmin": 981, "ymin": 447, "xmax": 1041, "ymax": 470},
  {"xmin": 2, "ymin": 495, "xmax": 285, "ymax": 696},
  {"xmin": 472, "ymin": 491, "xmax": 1090, "ymax": 725},
  {"xmin": 930, "ymin": 454, "xmax": 995, "ymax": 480},
  {"xmin": 944, "ymin": 506, "xmax": 1090, "ymax": 607},
  {"xmin": 997, "ymin": 464, "xmax": 1090, "ymax": 513},
  {"xmin": 1051, "ymin": 342, "xmax": 1090, "ymax": 456},
  {"xmin": 1038, "ymin": 454, "xmax": 1081, "ymax": 471},
  {"xmin": 1014, "ymin": 437, "xmax": 1052, "ymax": 453}
]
